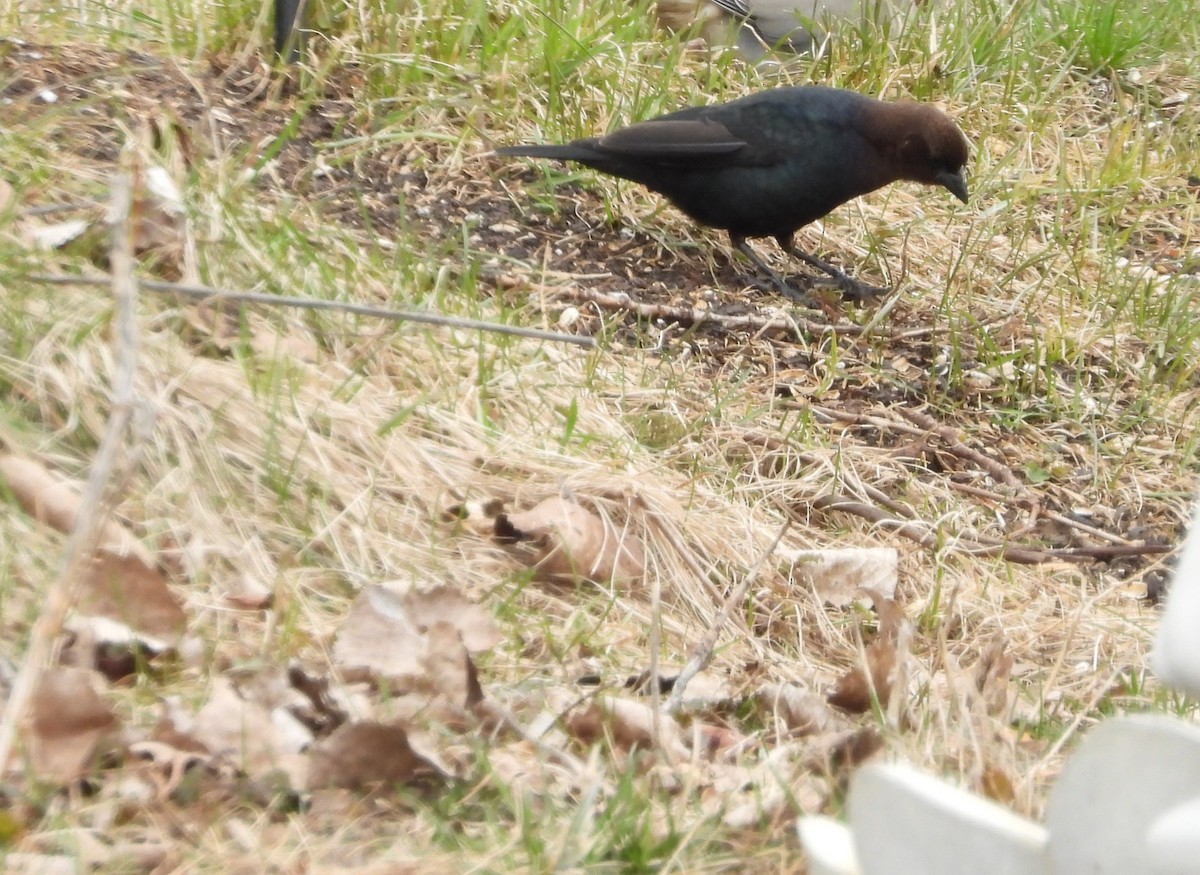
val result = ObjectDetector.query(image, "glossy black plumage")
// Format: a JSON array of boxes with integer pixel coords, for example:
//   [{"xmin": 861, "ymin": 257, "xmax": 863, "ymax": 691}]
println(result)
[
  {"xmin": 496, "ymin": 86, "xmax": 969, "ymax": 302},
  {"xmin": 274, "ymin": 0, "xmax": 305, "ymax": 62}
]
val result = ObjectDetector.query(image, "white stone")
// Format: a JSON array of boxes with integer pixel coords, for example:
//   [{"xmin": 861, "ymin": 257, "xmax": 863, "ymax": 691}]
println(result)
[
  {"xmin": 849, "ymin": 763, "xmax": 1049, "ymax": 875},
  {"xmin": 1152, "ymin": 496, "xmax": 1200, "ymax": 698},
  {"xmin": 797, "ymin": 816, "xmax": 861, "ymax": 875},
  {"xmin": 1147, "ymin": 796, "xmax": 1200, "ymax": 875},
  {"xmin": 1045, "ymin": 716, "xmax": 1200, "ymax": 875}
]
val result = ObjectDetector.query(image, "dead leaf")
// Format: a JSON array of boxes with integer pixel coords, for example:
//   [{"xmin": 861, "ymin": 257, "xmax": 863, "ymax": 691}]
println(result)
[
  {"xmin": 443, "ymin": 498, "xmax": 506, "ymax": 531},
  {"xmin": 693, "ymin": 723, "xmax": 743, "ymax": 758},
  {"xmin": 822, "ymin": 727, "xmax": 885, "ymax": 770},
  {"xmin": 979, "ymin": 761, "xmax": 1016, "ymax": 804},
  {"xmin": 0, "ymin": 178, "xmax": 14, "ymax": 215},
  {"xmin": 143, "ymin": 166, "xmax": 183, "ymax": 215},
  {"xmin": 27, "ymin": 667, "xmax": 119, "ymax": 783},
  {"xmin": 128, "ymin": 166, "xmax": 185, "ymax": 276},
  {"xmin": 422, "ymin": 622, "xmax": 484, "ymax": 711},
  {"xmin": 702, "ymin": 743, "xmax": 811, "ymax": 827},
  {"xmin": 0, "ymin": 454, "xmax": 154, "ymax": 566},
  {"xmin": 60, "ymin": 621, "xmax": 162, "ymax": 682},
  {"xmin": 224, "ymin": 576, "xmax": 274, "ymax": 610},
  {"xmin": 756, "ymin": 683, "xmax": 839, "ymax": 736},
  {"xmin": 782, "ymin": 547, "xmax": 897, "ymax": 607},
  {"xmin": 333, "ymin": 584, "xmax": 497, "ymax": 693},
  {"xmin": 658, "ymin": 669, "xmax": 736, "ymax": 712},
  {"xmin": 973, "ymin": 633, "xmax": 1015, "ymax": 717},
  {"xmin": 3, "ymin": 854, "xmax": 77, "ymax": 875},
  {"xmin": 124, "ymin": 739, "xmax": 210, "ymax": 802},
  {"xmin": 284, "ymin": 665, "xmax": 353, "ymax": 737},
  {"xmin": 874, "ymin": 595, "xmax": 907, "ymax": 639},
  {"xmin": 566, "ymin": 696, "xmax": 686, "ymax": 757},
  {"xmin": 123, "ymin": 699, "xmax": 215, "ymax": 800},
  {"xmin": 189, "ymin": 678, "xmax": 310, "ymax": 787},
  {"xmin": 76, "ymin": 551, "xmax": 187, "ymax": 645},
  {"xmin": 827, "ymin": 637, "xmax": 897, "ymax": 714},
  {"xmin": 306, "ymin": 721, "xmax": 450, "ymax": 791},
  {"xmin": 24, "ymin": 218, "xmax": 89, "ymax": 249},
  {"xmin": 496, "ymin": 496, "xmax": 645, "ymax": 586},
  {"xmin": 722, "ymin": 783, "xmax": 791, "ymax": 829},
  {"xmin": 399, "ymin": 584, "xmax": 500, "ymax": 652}
]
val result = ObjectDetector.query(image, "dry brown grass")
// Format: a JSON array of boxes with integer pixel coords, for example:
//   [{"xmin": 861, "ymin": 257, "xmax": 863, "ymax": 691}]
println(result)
[{"xmin": 1, "ymin": 1, "xmax": 1198, "ymax": 869}]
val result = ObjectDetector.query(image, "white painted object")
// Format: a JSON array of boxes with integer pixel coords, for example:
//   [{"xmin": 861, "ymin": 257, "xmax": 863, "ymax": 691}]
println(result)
[
  {"xmin": 796, "ymin": 816, "xmax": 861, "ymax": 875},
  {"xmin": 1152, "ymin": 498, "xmax": 1200, "ymax": 697},
  {"xmin": 1146, "ymin": 796, "xmax": 1200, "ymax": 875},
  {"xmin": 1044, "ymin": 716, "xmax": 1200, "ymax": 875},
  {"xmin": 799, "ymin": 492, "xmax": 1200, "ymax": 875},
  {"xmin": 849, "ymin": 763, "xmax": 1049, "ymax": 875}
]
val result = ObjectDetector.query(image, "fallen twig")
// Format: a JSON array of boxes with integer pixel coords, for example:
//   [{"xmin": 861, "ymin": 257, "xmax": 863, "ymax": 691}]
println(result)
[
  {"xmin": 810, "ymin": 493, "xmax": 1172, "ymax": 564},
  {"xmin": 736, "ymin": 428, "xmax": 1173, "ymax": 565},
  {"xmin": 810, "ymin": 495, "xmax": 939, "ymax": 547},
  {"xmin": 896, "ymin": 407, "xmax": 1028, "ymax": 493},
  {"xmin": 665, "ymin": 519, "xmax": 791, "ymax": 714},
  {"xmin": 0, "ymin": 169, "xmax": 145, "ymax": 771},
  {"xmin": 26, "ymin": 274, "xmax": 597, "ymax": 349},
  {"xmin": 809, "ymin": 404, "xmax": 1030, "ymax": 495},
  {"xmin": 808, "ymin": 404, "xmax": 1166, "ymax": 549}
]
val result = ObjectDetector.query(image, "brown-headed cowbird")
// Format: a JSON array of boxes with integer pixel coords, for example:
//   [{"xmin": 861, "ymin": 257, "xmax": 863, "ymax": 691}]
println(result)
[
  {"xmin": 496, "ymin": 86, "xmax": 969, "ymax": 302},
  {"xmin": 655, "ymin": 0, "xmax": 921, "ymax": 59}
]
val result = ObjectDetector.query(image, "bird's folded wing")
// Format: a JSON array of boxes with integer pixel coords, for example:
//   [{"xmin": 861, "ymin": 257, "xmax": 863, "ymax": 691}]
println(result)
[{"xmin": 597, "ymin": 119, "xmax": 747, "ymax": 158}]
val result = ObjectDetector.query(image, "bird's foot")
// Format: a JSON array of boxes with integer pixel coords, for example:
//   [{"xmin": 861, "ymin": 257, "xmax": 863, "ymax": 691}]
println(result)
[
  {"xmin": 733, "ymin": 238, "xmax": 823, "ymax": 308},
  {"xmin": 806, "ymin": 278, "xmax": 892, "ymax": 309},
  {"xmin": 736, "ymin": 271, "xmax": 820, "ymax": 308},
  {"xmin": 783, "ymin": 245, "xmax": 891, "ymax": 304},
  {"xmin": 834, "ymin": 276, "xmax": 890, "ymax": 303}
]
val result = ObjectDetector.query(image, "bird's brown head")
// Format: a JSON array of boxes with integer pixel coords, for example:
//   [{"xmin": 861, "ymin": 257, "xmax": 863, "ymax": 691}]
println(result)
[{"xmin": 870, "ymin": 102, "xmax": 970, "ymax": 204}]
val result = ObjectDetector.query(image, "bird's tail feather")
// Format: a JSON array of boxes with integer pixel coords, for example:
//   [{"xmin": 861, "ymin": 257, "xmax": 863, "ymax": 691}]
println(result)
[{"xmin": 493, "ymin": 143, "xmax": 600, "ymax": 162}]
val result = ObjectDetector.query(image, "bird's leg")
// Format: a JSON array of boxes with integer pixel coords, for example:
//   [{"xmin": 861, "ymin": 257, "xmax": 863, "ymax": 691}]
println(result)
[
  {"xmin": 731, "ymin": 236, "xmax": 813, "ymax": 305},
  {"xmin": 777, "ymin": 235, "xmax": 890, "ymax": 302}
]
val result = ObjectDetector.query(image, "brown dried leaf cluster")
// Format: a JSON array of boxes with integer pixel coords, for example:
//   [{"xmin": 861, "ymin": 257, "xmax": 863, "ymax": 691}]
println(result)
[
  {"xmin": 452, "ymin": 495, "xmax": 647, "ymax": 587},
  {"xmin": 1, "ymin": 452, "xmax": 186, "ymax": 660}
]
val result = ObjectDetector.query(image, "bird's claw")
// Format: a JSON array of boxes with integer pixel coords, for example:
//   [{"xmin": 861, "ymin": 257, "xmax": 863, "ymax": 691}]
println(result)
[
  {"xmin": 809, "ymin": 275, "xmax": 889, "ymax": 304},
  {"xmin": 836, "ymin": 278, "xmax": 890, "ymax": 303}
]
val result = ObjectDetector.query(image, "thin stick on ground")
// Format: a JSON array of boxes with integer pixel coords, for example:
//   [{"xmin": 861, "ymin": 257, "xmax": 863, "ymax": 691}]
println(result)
[
  {"xmin": 26, "ymin": 274, "xmax": 598, "ymax": 349},
  {"xmin": 665, "ymin": 519, "xmax": 791, "ymax": 715},
  {"xmin": 809, "ymin": 493, "xmax": 1173, "ymax": 564},
  {"xmin": 0, "ymin": 170, "xmax": 144, "ymax": 771}
]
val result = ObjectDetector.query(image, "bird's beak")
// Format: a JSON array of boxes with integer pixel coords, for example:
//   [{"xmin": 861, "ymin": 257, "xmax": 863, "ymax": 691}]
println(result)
[{"xmin": 938, "ymin": 169, "xmax": 969, "ymax": 204}]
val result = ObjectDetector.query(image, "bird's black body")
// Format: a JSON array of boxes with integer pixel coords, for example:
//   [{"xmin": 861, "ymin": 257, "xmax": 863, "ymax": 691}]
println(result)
[
  {"xmin": 274, "ymin": 0, "xmax": 305, "ymax": 62},
  {"xmin": 497, "ymin": 86, "xmax": 969, "ymax": 302}
]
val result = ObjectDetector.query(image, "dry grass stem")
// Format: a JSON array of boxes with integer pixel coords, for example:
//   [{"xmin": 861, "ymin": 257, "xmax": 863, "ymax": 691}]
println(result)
[
  {"xmin": 666, "ymin": 519, "xmax": 791, "ymax": 714},
  {"xmin": 28, "ymin": 273, "xmax": 597, "ymax": 348},
  {"xmin": 0, "ymin": 166, "xmax": 143, "ymax": 770}
]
